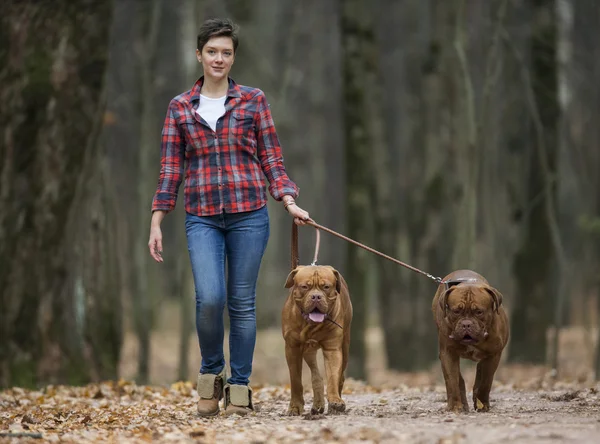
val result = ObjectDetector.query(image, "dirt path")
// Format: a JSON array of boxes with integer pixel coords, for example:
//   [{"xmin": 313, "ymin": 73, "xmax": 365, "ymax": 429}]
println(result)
[
  {"xmin": 2, "ymin": 380, "xmax": 599, "ymax": 443},
  {"xmin": 196, "ymin": 384, "xmax": 600, "ymax": 443},
  {"xmin": 3, "ymin": 324, "xmax": 600, "ymax": 443}
]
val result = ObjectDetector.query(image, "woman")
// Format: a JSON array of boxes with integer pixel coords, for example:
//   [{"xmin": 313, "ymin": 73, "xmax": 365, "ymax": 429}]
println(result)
[{"xmin": 148, "ymin": 18, "xmax": 309, "ymax": 417}]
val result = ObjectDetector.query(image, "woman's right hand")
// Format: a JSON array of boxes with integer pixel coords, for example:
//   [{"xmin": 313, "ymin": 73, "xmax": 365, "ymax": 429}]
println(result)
[
  {"xmin": 148, "ymin": 210, "xmax": 166, "ymax": 263},
  {"xmin": 148, "ymin": 226, "xmax": 163, "ymax": 262},
  {"xmin": 287, "ymin": 203, "xmax": 310, "ymax": 225}
]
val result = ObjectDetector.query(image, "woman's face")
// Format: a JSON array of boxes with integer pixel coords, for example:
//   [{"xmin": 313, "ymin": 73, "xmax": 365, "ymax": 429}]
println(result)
[{"xmin": 196, "ymin": 36, "xmax": 235, "ymax": 81}]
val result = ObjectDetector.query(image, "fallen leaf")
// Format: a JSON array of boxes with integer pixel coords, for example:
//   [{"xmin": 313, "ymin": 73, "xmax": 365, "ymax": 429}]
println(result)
[
  {"xmin": 189, "ymin": 428, "xmax": 206, "ymax": 437},
  {"xmin": 21, "ymin": 414, "xmax": 38, "ymax": 424}
]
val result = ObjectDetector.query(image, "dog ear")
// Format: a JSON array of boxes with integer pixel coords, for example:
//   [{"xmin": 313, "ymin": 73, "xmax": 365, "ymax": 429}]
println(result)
[
  {"xmin": 284, "ymin": 268, "xmax": 299, "ymax": 288},
  {"xmin": 484, "ymin": 286, "xmax": 504, "ymax": 313},
  {"xmin": 324, "ymin": 266, "xmax": 341, "ymax": 293},
  {"xmin": 332, "ymin": 269, "xmax": 341, "ymax": 293},
  {"xmin": 439, "ymin": 287, "xmax": 455, "ymax": 317}
]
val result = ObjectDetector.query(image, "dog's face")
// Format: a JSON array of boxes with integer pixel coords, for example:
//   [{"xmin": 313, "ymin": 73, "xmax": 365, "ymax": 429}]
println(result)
[
  {"xmin": 440, "ymin": 284, "xmax": 503, "ymax": 345},
  {"xmin": 284, "ymin": 266, "xmax": 341, "ymax": 323}
]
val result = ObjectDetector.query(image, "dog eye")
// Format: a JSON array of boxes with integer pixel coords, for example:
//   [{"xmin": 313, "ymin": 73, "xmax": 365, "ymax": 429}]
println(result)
[
  {"xmin": 452, "ymin": 308, "xmax": 461, "ymax": 315},
  {"xmin": 475, "ymin": 309, "xmax": 484, "ymax": 316},
  {"xmin": 300, "ymin": 284, "xmax": 309, "ymax": 290},
  {"xmin": 323, "ymin": 284, "xmax": 331, "ymax": 290}
]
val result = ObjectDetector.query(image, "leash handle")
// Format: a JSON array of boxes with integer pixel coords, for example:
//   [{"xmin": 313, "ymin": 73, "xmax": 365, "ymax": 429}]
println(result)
[{"xmin": 290, "ymin": 219, "xmax": 321, "ymax": 269}]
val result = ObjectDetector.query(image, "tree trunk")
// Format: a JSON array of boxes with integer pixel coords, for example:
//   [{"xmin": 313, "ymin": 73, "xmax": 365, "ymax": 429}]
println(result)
[
  {"xmin": 554, "ymin": 0, "xmax": 600, "ymax": 377},
  {"xmin": 476, "ymin": 0, "xmax": 528, "ymax": 312},
  {"xmin": 374, "ymin": 0, "xmax": 462, "ymax": 371},
  {"xmin": 103, "ymin": 0, "xmax": 143, "ymax": 385},
  {"xmin": 508, "ymin": 0, "xmax": 559, "ymax": 364},
  {"xmin": 341, "ymin": 0, "xmax": 379, "ymax": 381},
  {"xmin": 176, "ymin": 0, "xmax": 203, "ymax": 382},
  {"xmin": 133, "ymin": 0, "xmax": 163, "ymax": 385},
  {"xmin": 373, "ymin": 0, "xmax": 415, "ymax": 371},
  {"xmin": 0, "ymin": 0, "xmax": 119, "ymax": 388}
]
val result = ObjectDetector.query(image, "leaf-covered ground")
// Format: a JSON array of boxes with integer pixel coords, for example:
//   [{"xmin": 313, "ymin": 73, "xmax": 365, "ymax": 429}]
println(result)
[
  {"xmin": 2, "ymin": 376, "xmax": 600, "ymax": 443},
  {"xmin": 3, "ymin": 321, "xmax": 600, "ymax": 443}
]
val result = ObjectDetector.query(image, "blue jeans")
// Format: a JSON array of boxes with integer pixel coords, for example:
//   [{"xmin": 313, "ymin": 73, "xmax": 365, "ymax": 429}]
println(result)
[{"xmin": 185, "ymin": 205, "xmax": 270, "ymax": 386}]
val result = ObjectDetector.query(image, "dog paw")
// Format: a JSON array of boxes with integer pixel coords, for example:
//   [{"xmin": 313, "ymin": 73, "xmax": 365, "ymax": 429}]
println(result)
[
  {"xmin": 448, "ymin": 403, "xmax": 469, "ymax": 413},
  {"xmin": 311, "ymin": 405, "xmax": 325, "ymax": 415},
  {"xmin": 327, "ymin": 401, "xmax": 346, "ymax": 415},
  {"xmin": 287, "ymin": 404, "xmax": 303, "ymax": 416},
  {"xmin": 474, "ymin": 398, "xmax": 490, "ymax": 412}
]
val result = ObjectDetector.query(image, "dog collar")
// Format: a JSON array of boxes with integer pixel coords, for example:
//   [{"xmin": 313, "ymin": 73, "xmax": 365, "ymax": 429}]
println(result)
[{"xmin": 443, "ymin": 277, "xmax": 479, "ymax": 291}]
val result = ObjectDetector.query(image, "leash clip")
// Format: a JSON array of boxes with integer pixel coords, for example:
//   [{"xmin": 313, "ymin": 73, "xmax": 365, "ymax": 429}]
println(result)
[{"xmin": 427, "ymin": 273, "xmax": 443, "ymax": 285}]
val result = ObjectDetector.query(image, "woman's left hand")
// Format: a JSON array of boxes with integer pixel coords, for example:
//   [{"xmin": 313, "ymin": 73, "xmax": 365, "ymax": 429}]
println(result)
[{"xmin": 287, "ymin": 203, "xmax": 310, "ymax": 225}]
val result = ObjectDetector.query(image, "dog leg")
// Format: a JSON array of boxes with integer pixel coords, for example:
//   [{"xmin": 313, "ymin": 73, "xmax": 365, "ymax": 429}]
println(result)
[
  {"xmin": 440, "ymin": 351, "xmax": 468, "ymax": 412},
  {"xmin": 473, "ymin": 354, "xmax": 501, "ymax": 412},
  {"xmin": 459, "ymin": 372, "xmax": 468, "ymax": 410},
  {"xmin": 304, "ymin": 348, "xmax": 325, "ymax": 414},
  {"xmin": 323, "ymin": 348, "xmax": 345, "ymax": 414},
  {"xmin": 339, "ymin": 335, "xmax": 349, "ymax": 395},
  {"xmin": 285, "ymin": 343, "xmax": 304, "ymax": 415},
  {"xmin": 473, "ymin": 361, "xmax": 482, "ymax": 408}
]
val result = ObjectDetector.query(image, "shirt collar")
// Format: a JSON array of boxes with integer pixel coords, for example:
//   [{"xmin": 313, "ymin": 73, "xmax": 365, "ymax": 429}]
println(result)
[{"xmin": 190, "ymin": 76, "xmax": 242, "ymax": 103}]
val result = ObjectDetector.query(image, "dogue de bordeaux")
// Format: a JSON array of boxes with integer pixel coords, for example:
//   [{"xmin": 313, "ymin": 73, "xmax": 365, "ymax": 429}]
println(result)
[
  {"xmin": 282, "ymin": 265, "xmax": 352, "ymax": 416},
  {"xmin": 432, "ymin": 269, "xmax": 509, "ymax": 412}
]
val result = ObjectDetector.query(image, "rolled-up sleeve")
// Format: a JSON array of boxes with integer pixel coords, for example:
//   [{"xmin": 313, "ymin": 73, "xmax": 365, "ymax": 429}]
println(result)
[
  {"xmin": 255, "ymin": 91, "xmax": 299, "ymax": 201},
  {"xmin": 151, "ymin": 100, "xmax": 185, "ymax": 212}
]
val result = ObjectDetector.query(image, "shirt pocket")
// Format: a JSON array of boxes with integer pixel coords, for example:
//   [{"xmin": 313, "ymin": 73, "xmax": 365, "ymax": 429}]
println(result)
[
  {"xmin": 231, "ymin": 110, "xmax": 258, "ymax": 157},
  {"xmin": 232, "ymin": 110, "xmax": 255, "ymax": 131},
  {"xmin": 179, "ymin": 116, "xmax": 206, "ymax": 154}
]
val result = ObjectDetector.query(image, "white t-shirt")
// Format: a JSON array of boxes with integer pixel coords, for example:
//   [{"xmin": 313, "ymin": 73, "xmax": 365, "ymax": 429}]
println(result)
[{"xmin": 196, "ymin": 94, "xmax": 226, "ymax": 131}]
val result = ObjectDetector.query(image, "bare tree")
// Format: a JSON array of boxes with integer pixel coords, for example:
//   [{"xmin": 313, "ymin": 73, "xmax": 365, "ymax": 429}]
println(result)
[
  {"xmin": 0, "ymin": 0, "xmax": 119, "ymax": 387},
  {"xmin": 372, "ymin": 0, "xmax": 420, "ymax": 371},
  {"xmin": 103, "ymin": 0, "xmax": 142, "ymax": 355},
  {"xmin": 373, "ymin": 0, "xmax": 462, "ymax": 371},
  {"xmin": 554, "ymin": 0, "xmax": 600, "ymax": 378},
  {"xmin": 507, "ymin": 0, "xmax": 559, "ymax": 364},
  {"xmin": 340, "ymin": 0, "xmax": 380, "ymax": 380},
  {"xmin": 132, "ymin": 0, "xmax": 164, "ymax": 385}
]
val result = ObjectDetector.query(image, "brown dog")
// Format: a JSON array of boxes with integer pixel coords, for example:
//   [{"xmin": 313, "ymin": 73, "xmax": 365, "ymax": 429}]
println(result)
[
  {"xmin": 282, "ymin": 265, "xmax": 352, "ymax": 415},
  {"xmin": 432, "ymin": 269, "xmax": 509, "ymax": 413}
]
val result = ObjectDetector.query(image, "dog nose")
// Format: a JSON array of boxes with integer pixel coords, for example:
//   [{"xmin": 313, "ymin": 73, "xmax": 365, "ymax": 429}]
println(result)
[
  {"xmin": 311, "ymin": 294, "xmax": 321, "ymax": 301},
  {"xmin": 461, "ymin": 320, "xmax": 474, "ymax": 330}
]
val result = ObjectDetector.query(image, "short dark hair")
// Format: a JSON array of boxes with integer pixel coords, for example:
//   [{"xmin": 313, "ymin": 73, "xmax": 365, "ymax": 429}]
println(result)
[{"xmin": 197, "ymin": 18, "xmax": 239, "ymax": 53}]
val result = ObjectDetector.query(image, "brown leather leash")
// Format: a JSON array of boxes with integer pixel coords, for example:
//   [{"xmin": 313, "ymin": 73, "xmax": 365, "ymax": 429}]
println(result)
[
  {"xmin": 290, "ymin": 220, "xmax": 320, "ymax": 269},
  {"xmin": 291, "ymin": 219, "xmax": 443, "ymax": 285}
]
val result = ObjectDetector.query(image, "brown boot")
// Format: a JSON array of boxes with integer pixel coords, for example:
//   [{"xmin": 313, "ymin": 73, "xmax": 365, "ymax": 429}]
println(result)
[
  {"xmin": 223, "ymin": 383, "xmax": 254, "ymax": 417},
  {"xmin": 196, "ymin": 369, "xmax": 226, "ymax": 417}
]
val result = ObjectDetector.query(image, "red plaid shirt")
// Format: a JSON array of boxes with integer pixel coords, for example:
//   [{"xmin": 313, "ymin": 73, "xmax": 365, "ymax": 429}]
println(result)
[{"xmin": 152, "ymin": 77, "xmax": 299, "ymax": 216}]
